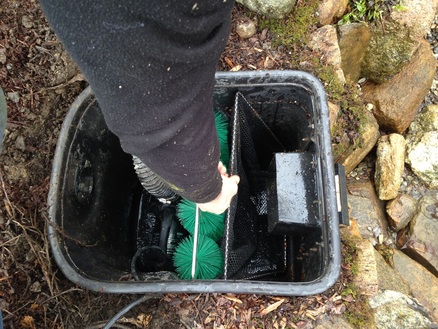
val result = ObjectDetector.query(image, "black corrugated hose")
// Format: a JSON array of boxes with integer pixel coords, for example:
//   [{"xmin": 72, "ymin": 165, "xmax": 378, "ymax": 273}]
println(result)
[{"xmin": 132, "ymin": 155, "xmax": 178, "ymax": 203}]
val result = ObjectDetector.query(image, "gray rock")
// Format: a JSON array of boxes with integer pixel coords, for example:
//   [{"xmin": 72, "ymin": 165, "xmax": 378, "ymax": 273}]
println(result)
[
  {"xmin": 317, "ymin": 0, "xmax": 348, "ymax": 26},
  {"xmin": 374, "ymin": 134, "xmax": 406, "ymax": 200},
  {"xmin": 406, "ymin": 105, "xmax": 438, "ymax": 189},
  {"xmin": 397, "ymin": 195, "xmax": 438, "ymax": 276},
  {"xmin": 314, "ymin": 315, "xmax": 354, "ymax": 329},
  {"xmin": 406, "ymin": 105, "xmax": 438, "ymax": 141},
  {"xmin": 338, "ymin": 23, "xmax": 371, "ymax": 83},
  {"xmin": 15, "ymin": 135, "xmax": 25, "ymax": 151},
  {"xmin": 308, "ymin": 25, "xmax": 345, "ymax": 83},
  {"xmin": 336, "ymin": 108, "xmax": 379, "ymax": 173},
  {"xmin": 354, "ymin": 238, "xmax": 410, "ymax": 297},
  {"xmin": 7, "ymin": 91, "xmax": 20, "ymax": 103},
  {"xmin": 236, "ymin": 0, "xmax": 295, "ymax": 18},
  {"xmin": 354, "ymin": 239, "xmax": 379, "ymax": 297},
  {"xmin": 361, "ymin": 21, "xmax": 417, "ymax": 84},
  {"xmin": 236, "ymin": 21, "xmax": 257, "ymax": 39},
  {"xmin": 390, "ymin": 0, "xmax": 438, "ymax": 39},
  {"xmin": 386, "ymin": 194, "xmax": 417, "ymax": 231},
  {"xmin": 406, "ymin": 132, "xmax": 438, "ymax": 189},
  {"xmin": 21, "ymin": 15, "xmax": 33, "ymax": 29},
  {"xmin": 370, "ymin": 290, "xmax": 434, "ymax": 329},
  {"xmin": 392, "ymin": 250, "xmax": 438, "ymax": 322},
  {"xmin": 375, "ymin": 248, "xmax": 410, "ymax": 295},
  {"xmin": 347, "ymin": 180, "xmax": 388, "ymax": 240},
  {"xmin": 361, "ymin": 40, "xmax": 436, "ymax": 133}
]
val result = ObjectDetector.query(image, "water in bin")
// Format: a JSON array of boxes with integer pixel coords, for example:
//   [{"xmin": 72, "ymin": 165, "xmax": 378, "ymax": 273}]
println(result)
[{"xmin": 48, "ymin": 70, "xmax": 345, "ymax": 296}]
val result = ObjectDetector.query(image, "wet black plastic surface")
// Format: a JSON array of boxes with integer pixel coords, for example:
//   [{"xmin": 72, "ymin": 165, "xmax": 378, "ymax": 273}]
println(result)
[
  {"xmin": 267, "ymin": 153, "xmax": 320, "ymax": 235},
  {"xmin": 48, "ymin": 70, "xmax": 343, "ymax": 295}
]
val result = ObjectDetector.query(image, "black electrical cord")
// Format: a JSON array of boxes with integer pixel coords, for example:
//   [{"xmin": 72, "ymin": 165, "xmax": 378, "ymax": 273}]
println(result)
[{"xmin": 103, "ymin": 294, "xmax": 157, "ymax": 329}]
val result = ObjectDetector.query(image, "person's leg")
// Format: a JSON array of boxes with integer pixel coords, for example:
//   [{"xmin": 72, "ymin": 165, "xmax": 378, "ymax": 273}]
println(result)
[{"xmin": 39, "ymin": 0, "xmax": 235, "ymax": 203}]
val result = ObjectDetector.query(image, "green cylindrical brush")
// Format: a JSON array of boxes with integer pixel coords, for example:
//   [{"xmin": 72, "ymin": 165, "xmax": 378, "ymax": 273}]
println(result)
[
  {"xmin": 173, "ymin": 110, "xmax": 229, "ymax": 280},
  {"xmin": 173, "ymin": 234, "xmax": 224, "ymax": 280},
  {"xmin": 214, "ymin": 110, "xmax": 230, "ymax": 169},
  {"xmin": 177, "ymin": 199, "xmax": 225, "ymax": 242}
]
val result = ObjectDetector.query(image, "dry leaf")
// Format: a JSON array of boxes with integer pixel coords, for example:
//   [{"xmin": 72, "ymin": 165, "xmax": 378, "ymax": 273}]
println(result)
[
  {"xmin": 20, "ymin": 315, "xmax": 36, "ymax": 329},
  {"xmin": 260, "ymin": 298, "xmax": 285, "ymax": 316},
  {"xmin": 305, "ymin": 311, "xmax": 316, "ymax": 321},
  {"xmin": 224, "ymin": 57, "xmax": 234, "ymax": 69},
  {"xmin": 137, "ymin": 314, "xmax": 152, "ymax": 327}
]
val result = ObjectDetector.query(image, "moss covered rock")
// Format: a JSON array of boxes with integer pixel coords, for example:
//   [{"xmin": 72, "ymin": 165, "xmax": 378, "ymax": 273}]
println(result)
[{"xmin": 361, "ymin": 21, "xmax": 417, "ymax": 83}]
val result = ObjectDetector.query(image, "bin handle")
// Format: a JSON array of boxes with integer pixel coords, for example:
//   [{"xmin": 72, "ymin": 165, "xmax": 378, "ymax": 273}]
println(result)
[{"xmin": 334, "ymin": 164, "xmax": 349, "ymax": 226}]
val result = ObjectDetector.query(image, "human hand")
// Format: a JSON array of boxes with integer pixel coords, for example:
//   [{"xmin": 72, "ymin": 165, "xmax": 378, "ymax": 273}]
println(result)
[{"xmin": 197, "ymin": 162, "xmax": 239, "ymax": 215}]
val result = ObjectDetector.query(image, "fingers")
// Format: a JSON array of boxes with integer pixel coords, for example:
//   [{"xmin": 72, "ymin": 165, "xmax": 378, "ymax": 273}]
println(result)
[
  {"xmin": 218, "ymin": 161, "xmax": 227, "ymax": 176},
  {"xmin": 197, "ymin": 174, "xmax": 240, "ymax": 215},
  {"xmin": 229, "ymin": 174, "xmax": 240, "ymax": 185}
]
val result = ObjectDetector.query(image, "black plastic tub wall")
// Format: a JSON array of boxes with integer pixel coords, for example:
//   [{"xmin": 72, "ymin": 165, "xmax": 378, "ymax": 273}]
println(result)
[{"xmin": 47, "ymin": 70, "xmax": 341, "ymax": 296}]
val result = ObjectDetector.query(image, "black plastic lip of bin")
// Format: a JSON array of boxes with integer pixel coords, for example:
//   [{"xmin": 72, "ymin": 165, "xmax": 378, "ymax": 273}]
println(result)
[{"xmin": 47, "ymin": 70, "xmax": 341, "ymax": 296}]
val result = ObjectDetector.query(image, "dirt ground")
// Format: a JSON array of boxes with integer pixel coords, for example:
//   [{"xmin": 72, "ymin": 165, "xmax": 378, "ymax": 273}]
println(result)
[{"xmin": 1, "ymin": 1, "xmax": 358, "ymax": 328}]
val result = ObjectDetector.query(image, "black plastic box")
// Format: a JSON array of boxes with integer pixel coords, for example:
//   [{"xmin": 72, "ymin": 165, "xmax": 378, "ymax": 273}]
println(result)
[{"xmin": 48, "ymin": 70, "xmax": 343, "ymax": 296}]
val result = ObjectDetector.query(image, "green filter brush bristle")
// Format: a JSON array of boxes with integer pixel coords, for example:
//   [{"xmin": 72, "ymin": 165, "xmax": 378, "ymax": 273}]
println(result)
[
  {"xmin": 177, "ymin": 199, "xmax": 225, "ymax": 242},
  {"xmin": 173, "ymin": 110, "xmax": 229, "ymax": 280},
  {"xmin": 214, "ymin": 110, "xmax": 230, "ymax": 169},
  {"xmin": 173, "ymin": 234, "xmax": 224, "ymax": 280}
]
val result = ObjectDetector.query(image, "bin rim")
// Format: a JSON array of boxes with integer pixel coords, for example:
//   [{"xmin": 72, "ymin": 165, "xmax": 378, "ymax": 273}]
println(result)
[{"xmin": 47, "ymin": 70, "xmax": 341, "ymax": 296}]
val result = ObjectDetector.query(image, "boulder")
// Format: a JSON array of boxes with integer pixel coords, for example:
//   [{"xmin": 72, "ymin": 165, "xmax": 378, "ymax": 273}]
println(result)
[
  {"xmin": 308, "ymin": 25, "xmax": 345, "ymax": 83},
  {"xmin": 406, "ymin": 132, "xmax": 438, "ymax": 189},
  {"xmin": 353, "ymin": 239, "xmax": 379, "ymax": 297},
  {"xmin": 406, "ymin": 105, "xmax": 438, "ymax": 189},
  {"xmin": 390, "ymin": 0, "xmax": 438, "ymax": 39},
  {"xmin": 392, "ymin": 250, "xmax": 438, "ymax": 322},
  {"xmin": 338, "ymin": 23, "xmax": 371, "ymax": 83},
  {"xmin": 374, "ymin": 247, "xmax": 410, "ymax": 296},
  {"xmin": 336, "ymin": 109, "xmax": 379, "ymax": 173},
  {"xmin": 386, "ymin": 194, "xmax": 417, "ymax": 231},
  {"xmin": 236, "ymin": 0, "xmax": 295, "ymax": 18},
  {"xmin": 361, "ymin": 21, "xmax": 417, "ymax": 84},
  {"xmin": 347, "ymin": 180, "xmax": 387, "ymax": 241},
  {"xmin": 397, "ymin": 195, "xmax": 438, "ymax": 276},
  {"xmin": 317, "ymin": 0, "xmax": 348, "ymax": 26},
  {"xmin": 354, "ymin": 239, "xmax": 410, "ymax": 298},
  {"xmin": 369, "ymin": 290, "xmax": 435, "ymax": 329},
  {"xmin": 361, "ymin": 40, "xmax": 436, "ymax": 133},
  {"xmin": 374, "ymin": 134, "xmax": 406, "ymax": 200}
]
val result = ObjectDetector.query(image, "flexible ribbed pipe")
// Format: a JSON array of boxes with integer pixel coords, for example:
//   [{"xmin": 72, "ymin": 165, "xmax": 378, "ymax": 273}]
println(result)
[{"xmin": 132, "ymin": 155, "xmax": 177, "ymax": 202}]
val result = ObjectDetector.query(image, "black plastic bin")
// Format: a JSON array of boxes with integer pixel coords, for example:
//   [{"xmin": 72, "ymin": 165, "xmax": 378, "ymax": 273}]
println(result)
[{"xmin": 48, "ymin": 70, "xmax": 345, "ymax": 296}]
